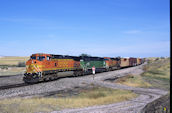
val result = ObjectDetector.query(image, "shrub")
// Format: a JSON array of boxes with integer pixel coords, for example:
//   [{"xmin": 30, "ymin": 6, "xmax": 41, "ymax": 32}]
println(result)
[
  {"xmin": 17, "ymin": 62, "xmax": 25, "ymax": 67},
  {"xmin": 0, "ymin": 65, "xmax": 8, "ymax": 69}
]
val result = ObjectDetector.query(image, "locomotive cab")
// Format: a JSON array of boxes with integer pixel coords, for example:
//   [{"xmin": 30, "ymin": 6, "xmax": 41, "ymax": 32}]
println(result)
[
  {"xmin": 24, "ymin": 53, "xmax": 51, "ymax": 83},
  {"xmin": 26, "ymin": 54, "xmax": 52, "ymax": 72}
]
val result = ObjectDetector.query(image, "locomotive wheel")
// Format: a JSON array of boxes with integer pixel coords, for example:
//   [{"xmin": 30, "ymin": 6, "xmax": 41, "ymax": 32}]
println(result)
[
  {"xmin": 74, "ymin": 71, "xmax": 82, "ymax": 77},
  {"xmin": 106, "ymin": 68, "xmax": 109, "ymax": 72},
  {"xmin": 117, "ymin": 67, "xmax": 120, "ymax": 70},
  {"xmin": 49, "ymin": 77, "xmax": 52, "ymax": 81},
  {"xmin": 43, "ymin": 78, "xmax": 48, "ymax": 81},
  {"xmin": 80, "ymin": 71, "xmax": 84, "ymax": 76}
]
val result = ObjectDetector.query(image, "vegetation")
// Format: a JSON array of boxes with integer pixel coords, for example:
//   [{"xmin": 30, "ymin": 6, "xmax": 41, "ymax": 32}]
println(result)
[
  {"xmin": 0, "ymin": 67, "xmax": 26, "ymax": 76},
  {"xmin": 0, "ymin": 57, "xmax": 28, "ymax": 76},
  {"xmin": 17, "ymin": 62, "xmax": 26, "ymax": 67},
  {"xmin": 0, "ymin": 56, "xmax": 29, "ymax": 66},
  {"xmin": 0, "ymin": 87, "xmax": 137, "ymax": 113},
  {"xmin": 142, "ymin": 58, "xmax": 170, "ymax": 90},
  {"xmin": 79, "ymin": 53, "xmax": 91, "ymax": 57},
  {"xmin": 116, "ymin": 74, "xmax": 152, "ymax": 88}
]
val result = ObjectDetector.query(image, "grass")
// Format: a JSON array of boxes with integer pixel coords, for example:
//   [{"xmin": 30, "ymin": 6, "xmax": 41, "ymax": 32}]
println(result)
[
  {"xmin": 0, "ymin": 56, "xmax": 28, "ymax": 76},
  {"xmin": 116, "ymin": 74, "xmax": 152, "ymax": 88},
  {"xmin": 116, "ymin": 58, "xmax": 170, "ymax": 90},
  {"xmin": 0, "ymin": 67, "xmax": 26, "ymax": 76},
  {"xmin": 0, "ymin": 87, "xmax": 137, "ymax": 113},
  {"xmin": 0, "ymin": 56, "xmax": 29, "ymax": 66},
  {"xmin": 141, "ymin": 58, "xmax": 170, "ymax": 90}
]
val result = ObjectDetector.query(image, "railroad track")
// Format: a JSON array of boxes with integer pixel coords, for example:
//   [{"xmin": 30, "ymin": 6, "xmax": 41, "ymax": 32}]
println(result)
[
  {"xmin": 0, "ymin": 75, "xmax": 84, "ymax": 91},
  {"xmin": 0, "ymin": 83, "xmax": 29, "ymax": 90},
  {"xmin": 0, "ymin": 64, "xmax": 145, "ymax": 95}
]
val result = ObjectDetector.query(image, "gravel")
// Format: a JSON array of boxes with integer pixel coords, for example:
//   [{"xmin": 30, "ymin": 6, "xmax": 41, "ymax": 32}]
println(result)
[{"xmin": 0, "ymin": 74, "xmax": 24, "ymax": 87}]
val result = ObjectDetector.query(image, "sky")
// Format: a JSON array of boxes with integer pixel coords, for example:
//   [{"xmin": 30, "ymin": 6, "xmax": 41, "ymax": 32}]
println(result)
[{"xmin": 0, "ymin": 0, "xmax": 170, "ymax": 57}]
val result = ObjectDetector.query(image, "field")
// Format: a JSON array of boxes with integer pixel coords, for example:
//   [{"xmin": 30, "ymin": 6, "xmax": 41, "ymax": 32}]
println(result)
[
  {"xmin": 0, "ymin": 56, "xmax": 29, "ymax": 66},
  {"xmin": 0, "ymin": 56, "xmax": 29, "ymax": 76},
  {"xmin": 115, "ymin": 74, "xmax": 152, "ymax": 88},
  {"xmin": 142, "ymin": 58, "xmax": 170, "ymax": 90},
  {"xmin": 0, "ymin": 87, "xmax": 137, "ymax": 113}
]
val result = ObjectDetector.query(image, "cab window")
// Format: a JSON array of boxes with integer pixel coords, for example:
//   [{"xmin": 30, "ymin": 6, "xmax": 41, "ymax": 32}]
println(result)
[
  {"xmin": 31, "ymin": 56, "xmax": 36, "ymax": 60},
  {"xmin": 37, "ymin": 56, "xmax": 45, "ymax": 61},
  {"xmin": 47, "ymin": 56, "xmax": 51, "ymax": 61}
]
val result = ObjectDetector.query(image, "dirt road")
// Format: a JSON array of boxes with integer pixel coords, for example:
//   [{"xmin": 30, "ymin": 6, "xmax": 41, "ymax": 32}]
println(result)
[{"xmin": 0, "ymin": 64, "xmax": 168, "ymax": 113}]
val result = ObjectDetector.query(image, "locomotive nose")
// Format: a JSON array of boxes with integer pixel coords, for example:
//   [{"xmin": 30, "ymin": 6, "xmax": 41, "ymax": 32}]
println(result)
[
  {"xmin": 26, "ymin": 63, "xmax": 36, "ymax": 73},
  {"xmin": 31, "ymin": 60, "xmax": 37, "ymax": 64},
  {"xmin": 26, "ymin": 59, "xmax": 41, "ymax": 73}
]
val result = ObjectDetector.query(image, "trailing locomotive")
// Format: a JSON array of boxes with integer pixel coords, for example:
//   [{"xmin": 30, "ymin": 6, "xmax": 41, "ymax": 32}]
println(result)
[{"xmin": 23, "ymin": 53, "xmax": 144, "ymax": 83}]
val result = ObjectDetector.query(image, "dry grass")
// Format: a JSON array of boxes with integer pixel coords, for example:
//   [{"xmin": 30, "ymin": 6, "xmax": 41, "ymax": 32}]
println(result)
[
  {"xmin": 142, "ymin": 58, "xmax": 170, "ymax": 90},
  {"xmin": 116, "ymin": 74, "xmax": 152, "ymax": 88},
  {"xmin": 0, "ymin": 56, "xmax": 28, "ymax": 76},
  {"xmin": 0, "ymin": 67, "xmax": 26, "ymax": 76},
  {"xmin": 0, "ymin": 87, "xmax": 137, "ymax": 113},
  {"xmin": 0, "ymin": 56, "xmax": 29, "ymax": 66}
]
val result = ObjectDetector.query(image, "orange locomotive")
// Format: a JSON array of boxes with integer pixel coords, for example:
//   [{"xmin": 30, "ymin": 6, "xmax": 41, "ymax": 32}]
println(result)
[
  {"xmin": 23, "ymin": 53, "xmax": 82, "ymax": 83},
  {"xmin": 104, "ymin": 57, "xmax": 120, "ymax": 71}
]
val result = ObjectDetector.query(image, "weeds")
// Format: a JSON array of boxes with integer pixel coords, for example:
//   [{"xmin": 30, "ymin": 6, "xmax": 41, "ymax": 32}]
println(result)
[
  {"xmin": 0, "ymin": 87, "xmax": 137, "ymax": 113},
  {"xmin": 116, "ymin": 74, "xmax": 151, "ymax": 88},
  {"xmin": 142, "ymin": 58, "xmax": 170, "ymax": 90}
]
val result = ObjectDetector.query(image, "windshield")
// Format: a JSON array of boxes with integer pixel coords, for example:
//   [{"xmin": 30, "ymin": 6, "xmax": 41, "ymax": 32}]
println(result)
[
  {"xmin": 37, "ymin": 56, "xmax": 45, "ymax": 61},
  {"xmin": 30, "ymin": 56, "xmax": 36, "ymax": 60}
]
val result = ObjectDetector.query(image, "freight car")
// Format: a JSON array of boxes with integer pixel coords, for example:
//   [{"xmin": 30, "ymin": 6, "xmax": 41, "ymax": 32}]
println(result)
[
  {"xmin": 137, "ymin": 58, "xmax": 142, "ymax": 65},
  {"xmin": 129, "ymin": 57, "xmax": 137, "ymax": 66},
  {"xmin": 23, "ymin": 53, "xmax": 145, "ymax": 83},
  {"xmin": 120, "ymin": 58, "xmax": 130, "ymax": 68}
]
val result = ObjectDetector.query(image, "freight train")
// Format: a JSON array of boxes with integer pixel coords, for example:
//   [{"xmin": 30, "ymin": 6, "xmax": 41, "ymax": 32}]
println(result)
[{"xmin": 23, "ymin": 53, "xmax": 145, "ymax": 83}]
